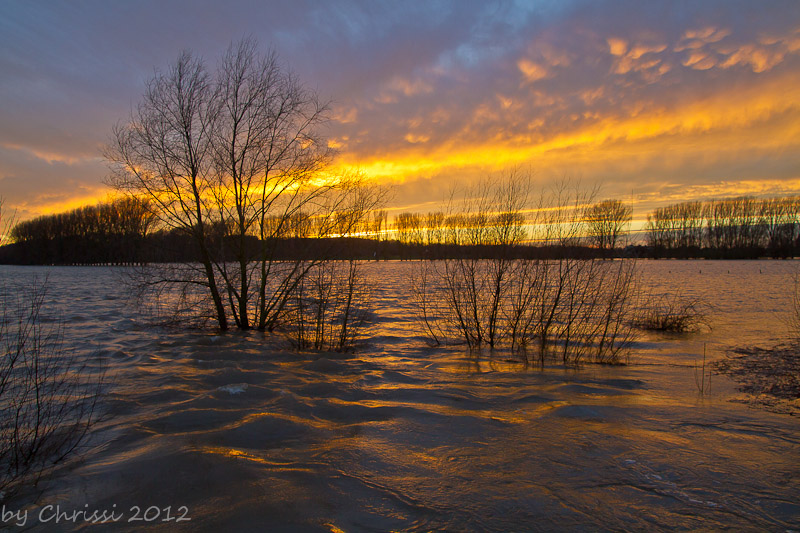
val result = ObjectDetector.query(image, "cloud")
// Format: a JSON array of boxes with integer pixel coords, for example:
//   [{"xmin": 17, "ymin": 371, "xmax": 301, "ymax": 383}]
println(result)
[
  {"xmin": 612, "ymin": 42, "xmax": 668, "ymax": 75},
  {"xmin": 720, "ymin": 44, "xmax": 785, "ymax": 72},
  {"xmin": 675, "ymin": 26, "xmax": 731, "ymax": 51},
  {"xmin": 517, "ymin": 59, "xmax": 549, "ymax": 82},
  {"xmin": 331, "ymin": 106, "xmax": 358, "ymax": 124},
  {"xmin": 607, "ymin": 37, "xmax": 628, "ymax": 56},
  {"xmin": 716, "ymin": 27, "xmax": 800, "ymax": 73},
  {"xmin": 404, "ymin": 133, "xmax": 430, "ymax": 144},
  {"xmin": 674, "ymin": 24, "xmax": 800, "ymax": 74},
  {"xmin": 2, "ymin": 0, "xmax": 800, "ymax": 220},
  {"xmin": 682, "ymin": 52, "xmax": 717, "ymax": 70},
  {"xmin": 0, "ymin": 143, "xmax": 95, "ymax": 166},
  {"xmin": 380, "ymin": 75, "xmax": 435, "ymax": 99}
]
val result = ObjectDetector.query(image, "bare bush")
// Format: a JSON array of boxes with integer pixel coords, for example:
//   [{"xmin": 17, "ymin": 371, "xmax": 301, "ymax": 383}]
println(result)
[
  {"xmin": 787, "ymin": 270, "xmax": 800, "ymax": 339},
  {"xmin": 288, "ymin": 260, "xmax": 372, "ymax": 351},
  {"xmin": 433, "ymin": 171, "xmax": 529, "ymax": 348},
  {"xmin": 591, "ymin": 260, "xmax": 639, "ymax": 363},
  {"xmin": 635, "ymin": 293, "xmax": 710, "ymax": 332},
  {"xmin": 410, "ymin": 176, "xmax": 639, "ymax": 366},
  {"xmin": 0, "ymin": 282, "xmax": 102, "ymax": 499},
  {"xmin": 411, "ymin": 261, "xmax": 446, "ymax": 346},
  {"xmin": 694, "ymin": 344, "xmax": 711, "ymax": 395}
]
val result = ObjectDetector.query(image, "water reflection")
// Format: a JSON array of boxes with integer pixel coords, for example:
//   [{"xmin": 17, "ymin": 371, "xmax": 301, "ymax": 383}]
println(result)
[{"xmin": 1, "ymin": 261, "xmax": 798, "ymax": 531}]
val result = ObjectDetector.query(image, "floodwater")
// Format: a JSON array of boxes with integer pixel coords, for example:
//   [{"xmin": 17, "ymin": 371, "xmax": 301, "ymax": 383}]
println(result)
[{"xmin": 1, "ymin": 260, "xmax": 798, "ymax": 531}]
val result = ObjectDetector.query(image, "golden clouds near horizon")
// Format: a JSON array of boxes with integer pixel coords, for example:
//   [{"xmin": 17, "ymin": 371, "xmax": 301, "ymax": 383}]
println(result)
[
  {"xmin": 331, "ymin": 68, "xmax": 800, "ymax": 186},
  {"xmin": 324, "ymin": 20, "xmax": 800, "ymax": 200},
  {"xmin": 7, "ymin": 19, "xmax": 800, "ymax": 222},
  {"xmin": 13, "ymin": 69, "xmax": 800, "ymax": 222},
  {"xmin": 18, "ymin": 191, "xmax": 113, "ymax": 218}
]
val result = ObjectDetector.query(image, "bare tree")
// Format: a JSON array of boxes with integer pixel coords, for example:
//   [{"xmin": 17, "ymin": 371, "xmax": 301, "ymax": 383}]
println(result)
[
  {"xmin": 371, "ymin": 210, "xmax": 388, "ymax": 241},
  {"xmin": 394, "ymin": 212, "xmax": 424, "ymax": 245},
  {"xmin": 0, "ymin": 198, "xmax": 11, "ymax": 247},
  {"xmin": 106, "ymin": 50, "xmax": 228, "ymax": 328},
  {"xmin": 424, "ymin": 211, "xmax": 445, "ymax": 245},
  {"xmin": 106, "ymin": 39, "xmax": 380, "ymax": 333},
  {"xmin": 642, "ymin": 195, "xmax": 800, "ymax": 257},
  {"xmin": 584, "ymin": 199, "xmax": 632, "ymax": 252},
  {"xmin": 207, "ymin": 38, "xmax": 334, "ymax": 330}
]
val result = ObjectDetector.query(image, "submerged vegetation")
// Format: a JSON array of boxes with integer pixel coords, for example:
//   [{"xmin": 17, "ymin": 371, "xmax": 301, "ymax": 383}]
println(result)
[
  {"xmin": 0, "ymin": 42, "xmax": 795, "ymax": 365},
  {"xmin": 634, "ymin": 293, "xmax": 711, "ymax": 333},
  {"xmin": 411, "ymin": 176, "xmax": 638, "ymax": 366},
  {"xmin": 0, "ymin": 282, "xmax": 102, "ymax": 499},
  {"xmin": 103, "ymin": 38, "xmax": 384, "ymax": 337},
  {"xmin": 1, "ymin": 199, "xmax": 101, "ymax": 497},
  {"xmin": 710, "ymin": 269, "xmax": 800, "ymax": 415},
  {"xmin": 288, "ymin": 259, "xmax": 372, "ymax": 351},
  {"xmin": 713, "ymin": 345, "xmax": 800, "ymax": 416}
]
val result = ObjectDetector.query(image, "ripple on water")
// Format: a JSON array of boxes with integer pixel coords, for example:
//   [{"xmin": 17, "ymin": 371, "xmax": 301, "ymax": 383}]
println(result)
[
  {"xmin": 143, "ymin": 408, "xmax": 242, "ymax": 435},
  {"xmin": 212, "ymin": 413, "xmax": 315, "ymax": 450},
  {"xmin": 546, "ymin": 403, "xmax": 630, "ymax": 422},
  {"xmin": 2, "ymin": 262, "xmax": 798, "ymax": 531}
]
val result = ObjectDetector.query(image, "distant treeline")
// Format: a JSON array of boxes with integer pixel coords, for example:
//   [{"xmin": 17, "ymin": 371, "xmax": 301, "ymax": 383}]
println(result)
[
  {"xmin": 0, "ymin": 227, "xmax": 605, "ymax": 265},
  {"xmin": 644, "ymin": 196, "xmax": 800, "ymax": 258},
  {"xmin": 2, "ymin": 194, "xmax": 800, "ymax": 265},
  {"xmin": 3, "ymin": 198, "xmax": 154, "ymax": 264}
]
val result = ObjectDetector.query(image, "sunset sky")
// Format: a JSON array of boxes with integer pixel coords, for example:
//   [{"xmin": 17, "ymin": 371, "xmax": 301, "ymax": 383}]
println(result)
[{"xmin": 1, "ymin": 0, "xmax": 799, "ymax": 225}]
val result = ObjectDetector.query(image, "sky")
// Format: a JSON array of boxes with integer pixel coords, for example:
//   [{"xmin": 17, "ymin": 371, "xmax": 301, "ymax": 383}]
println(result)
[{"xmin": 1, "ymin": 0, "xmax": 799, "ymax": 225}]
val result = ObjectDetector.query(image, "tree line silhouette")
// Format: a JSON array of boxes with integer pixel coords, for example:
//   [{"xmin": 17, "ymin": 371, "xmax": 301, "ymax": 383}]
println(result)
[
  {"xmin": 3, "ymin": 197, "xmax": 154, "ymax": 264},
  {"xmin": 644, "ymin": 196, "xmax": 800, "ymax": 258},
  {"xmin": 391, "ymin": 197, "xmax": 632, "ymax": 253},
  {"xmin": 3, "ymin": 193, "xmax": 800, "ymax": 265}
]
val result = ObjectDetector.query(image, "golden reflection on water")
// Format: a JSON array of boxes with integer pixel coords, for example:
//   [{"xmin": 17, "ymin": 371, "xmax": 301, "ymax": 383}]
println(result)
[
  {"xmin": 200, "ymin": 446, "xmax": 275, "ymax": 466},
  {"xmin": 1, "ymin": 261, "xmax": 798, "ymax": 531}
]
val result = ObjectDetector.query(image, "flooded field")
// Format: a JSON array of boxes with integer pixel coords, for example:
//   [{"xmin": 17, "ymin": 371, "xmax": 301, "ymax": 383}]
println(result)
[{"xmin": 1, "ymin": 260, "xmax": 799, "ymax": 531}]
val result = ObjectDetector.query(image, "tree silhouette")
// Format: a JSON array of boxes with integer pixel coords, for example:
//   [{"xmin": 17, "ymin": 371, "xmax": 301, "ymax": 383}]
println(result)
[
  {"xmin": 107, "ymin": 38, "xmax": 382, "ymax": 331},
  {"xmin": 583, "ymin": 199, "xmax": 632, "ymax": 252}
]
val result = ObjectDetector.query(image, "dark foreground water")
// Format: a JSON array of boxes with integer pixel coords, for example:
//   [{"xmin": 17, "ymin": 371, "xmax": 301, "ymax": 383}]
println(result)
[{"xmin": 1, "ymin": 260, "xmax": 798, "ymax": 531}]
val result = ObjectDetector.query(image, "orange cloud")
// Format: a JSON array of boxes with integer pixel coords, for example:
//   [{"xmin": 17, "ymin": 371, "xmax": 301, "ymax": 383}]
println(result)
[
  {"xmin": 720, "ymin": 43, "xmax": 787, "ymax": 72},
  {"xmin": 676, "ymin": 26, "xmax": 731, "ymax": 51},
  {"xmin": 607, "ymin": 37, "xmax": 627, "ymax": 56},
  {"xmin": 331, "ymin": 106, "xmax": 358, "ymax": 124},
  {"xmin": 17, "ymin": 189, "xmax": 113, "ymax": 218},
  {"xmin": 332, "ymin": 69, "xmax": 800, "ymax": 196},
  {"xmin": 496, "ymin": 94, "xmax": 514, "ymax": 109},
  {"xmin": 404, "ymin": 133, "xmax": 430, "ymax": 144},
  {"xmin": 1, "ymin": 142, "xmax": 94, "ymax": 165},
  {"xmin": 683, "ymin": 52, "xmax": 717, "ymax": 70},
  {"xmin": 327, "ymin": 137, "xmax": 347, "ymax": 149},
  {"xmin": 676, "ymin": 25, "xmax": 800, "ymax": 73},
  {"xmin": 517, "ymin": 59, "xmax": 548, "ymax": 82},
  {"xmin": 612, "ymin": 41, "xmax": 667, "ymax": 75},
  {"xmin": 629, "ymin": 43, "xmax": 666, "ymax": 59}
]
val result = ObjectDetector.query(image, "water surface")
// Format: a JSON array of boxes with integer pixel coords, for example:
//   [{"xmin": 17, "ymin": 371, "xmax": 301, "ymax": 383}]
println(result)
[{"xmin": 1, "ymin": 260, "xmax": 798, "ymax": 531}]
